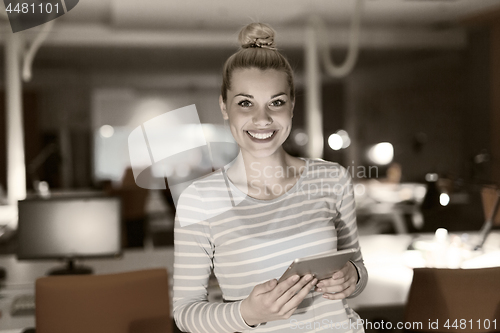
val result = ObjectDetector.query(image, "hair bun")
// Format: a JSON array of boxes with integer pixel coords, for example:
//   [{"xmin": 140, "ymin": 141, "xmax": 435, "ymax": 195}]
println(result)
[{"xmin": 238, "ymin": 23, "xmax": 277, "ymax": 50}]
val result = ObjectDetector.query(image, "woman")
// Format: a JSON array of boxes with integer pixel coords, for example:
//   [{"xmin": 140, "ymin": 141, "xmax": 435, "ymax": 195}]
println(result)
[{"xmin": 173, "ymin": 23, "xmax": 367, "ymax": 333}]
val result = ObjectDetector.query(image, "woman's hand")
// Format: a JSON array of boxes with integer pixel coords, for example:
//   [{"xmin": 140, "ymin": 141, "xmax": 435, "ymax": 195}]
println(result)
[
  {"xmin": 240, "ymin": 274, "xmax": 318, "ymax": 326},
  {"xmin": 314, "ymin": 261, "xmax": 358, "ymax": 300}
]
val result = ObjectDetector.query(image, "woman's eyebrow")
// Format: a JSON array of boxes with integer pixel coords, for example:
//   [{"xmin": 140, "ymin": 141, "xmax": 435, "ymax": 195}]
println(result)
[
  {"xmin": 233, "ymin": 92, "xmax": 287, "ymax": 99},
  {"xmin": 271, "ymin": 92, "xmax": 286, "ymax": 99},
  {"xmin": 234, "ymin": 93, "xmax": 253, "ymax": 98}
]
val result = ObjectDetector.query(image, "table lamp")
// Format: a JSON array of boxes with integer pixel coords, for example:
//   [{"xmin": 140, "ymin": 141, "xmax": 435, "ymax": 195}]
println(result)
[{"xmin": 475, "ymin": 185, "xmax": 500, "ymax": 250}]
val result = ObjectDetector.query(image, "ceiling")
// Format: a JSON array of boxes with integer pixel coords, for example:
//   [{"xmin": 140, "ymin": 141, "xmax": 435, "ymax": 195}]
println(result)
[
  {"xmin": 1, "ymin": 0, "xmax": 498, "ymax": 81},
  {"xmin": 7, "ymin": 0, "xmax": 495, "ymax": 52},
  {"xmin": 59, "ymin": 0, "xmax": 500, "ymax": 30}
]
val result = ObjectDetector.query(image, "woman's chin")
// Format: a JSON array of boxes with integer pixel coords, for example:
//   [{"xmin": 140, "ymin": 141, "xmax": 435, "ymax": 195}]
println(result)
[{"xmin": 240, "ymin": 145, "xmax": 284, "ymax": 160}]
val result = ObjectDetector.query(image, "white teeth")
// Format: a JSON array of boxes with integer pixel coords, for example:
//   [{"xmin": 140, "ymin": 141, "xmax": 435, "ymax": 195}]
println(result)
[{"xmin": 247, "ymin": 131, "xmax": 275, "ymax": 139}]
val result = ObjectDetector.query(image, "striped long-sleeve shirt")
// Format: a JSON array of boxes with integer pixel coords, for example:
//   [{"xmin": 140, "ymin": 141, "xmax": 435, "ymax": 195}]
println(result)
[{"xmin": 173, "ymin": 158, "xmax": 368, "ymax": 333}]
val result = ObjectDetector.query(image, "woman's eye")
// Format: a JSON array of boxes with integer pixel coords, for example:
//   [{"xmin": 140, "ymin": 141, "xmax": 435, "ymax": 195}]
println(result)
[
  {"xmin": 270, "ymin": 99, "xmax": 286, "ymax": 107},
  {"xmin": 238, "ymin": 100, "xmax": 252, "ymax": 108}
]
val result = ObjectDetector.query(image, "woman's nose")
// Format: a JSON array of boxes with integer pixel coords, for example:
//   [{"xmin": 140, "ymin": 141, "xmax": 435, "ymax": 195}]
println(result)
[{"xmin": 252, "ymin": 107, "xmax": 273, "ymax": 127}]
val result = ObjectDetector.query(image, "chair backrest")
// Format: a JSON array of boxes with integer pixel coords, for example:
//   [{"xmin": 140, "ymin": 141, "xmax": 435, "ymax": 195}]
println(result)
[
  {"xmin": 404, "ymin": 267, "xmax": 500, "ymax": 332},
  {"xmin": 35, "ymin": 268, "xmax": 172, "ymax": 333}
]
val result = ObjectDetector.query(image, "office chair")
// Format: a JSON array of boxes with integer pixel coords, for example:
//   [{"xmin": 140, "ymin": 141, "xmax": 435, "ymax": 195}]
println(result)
[
  {"xmin": 105, "ymin": 168, "xmax": 149, "ymax": 248},
  {"xmin": 35, "ymin": 268, "xmax": 172, "ymax": 333},
  {"xmin": 404, "ymin": 267, "xmax": 500, "ymax": 332}
]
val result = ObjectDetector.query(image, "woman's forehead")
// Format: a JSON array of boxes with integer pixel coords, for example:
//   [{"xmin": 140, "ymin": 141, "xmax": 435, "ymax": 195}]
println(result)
[{"xmin": 229, "ymin": 68, "xmax": 290, "ymax": 97}]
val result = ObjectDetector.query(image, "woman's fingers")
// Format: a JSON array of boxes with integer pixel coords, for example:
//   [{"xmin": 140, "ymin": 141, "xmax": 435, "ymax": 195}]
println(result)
[
  {"xmin": 315, "ymin": 261, "xmax": 357, "ymax": 294},
  {"xmin": 270, "ymin": 274, "xmax": 301, "ymax": 299},
  {"xmin": 314, "ymin": 270, "xmax": 344, "ymax": 292},
  {"xmin": 316, "ymin": 276, "xmax": 350, "ymax": 292},
  {"xmin": 275, "ymin": 274, "xmax": 314, "ymax": 303},
  {"xmin": 322, "ymin": 282, "xmax": 356, "ymax": 300},
  {"xmin": 315, "ymin": 274, "xmax": 357, "ymax": 299},
  {"xmin": 280, "ymin": 276, "xmax": 318, "ymax": 315}
]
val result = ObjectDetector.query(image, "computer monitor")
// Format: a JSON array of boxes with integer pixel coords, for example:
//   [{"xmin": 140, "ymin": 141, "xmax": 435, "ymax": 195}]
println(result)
[{"xmin": 17, "ymin": 196, "xmax": 122, "ymax": 275}]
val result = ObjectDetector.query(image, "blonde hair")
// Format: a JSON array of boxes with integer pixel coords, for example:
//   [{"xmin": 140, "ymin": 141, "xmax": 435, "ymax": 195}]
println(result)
[{"xmin": 220, "ymin": 23, "xmax": 295, "ymax": 102}]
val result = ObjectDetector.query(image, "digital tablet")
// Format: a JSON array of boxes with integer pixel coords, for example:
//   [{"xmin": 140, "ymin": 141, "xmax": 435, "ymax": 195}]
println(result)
[{"xmin": 278, "ymin": 248, "xmax": 357, "ymax": 283}]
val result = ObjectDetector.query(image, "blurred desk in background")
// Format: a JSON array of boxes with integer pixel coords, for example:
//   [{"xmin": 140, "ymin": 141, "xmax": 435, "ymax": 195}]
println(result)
[
  {"xmin": 355, "ymin": 182, "xmax": 427, "ymax": 234},
  {"xmin": 0, "ymin": 232, "xmax": 499, "ymax": 331},
  {"xmin": 0, "ymin": 248, "xmax": 175, "ymax": 331},
  {"xmin": 348, "ymin": 231, "xmax": 500, "ymax": 310}
]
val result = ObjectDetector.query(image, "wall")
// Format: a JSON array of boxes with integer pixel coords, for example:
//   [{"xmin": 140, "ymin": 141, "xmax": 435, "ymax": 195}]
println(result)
[
  {"xmin": 16, "ymin": 70, "xmax": 225, "ymax": 188},
  {"xmin": 0, "ymin": 35, "xmax": 492, "ymax": 190},
  {"xmin": 91, "ymin": 86, "xmax": 223, "ymax": 184},
  {"xmin": 464, "ymin": 28, "xmax": 491, "ymax": 183},
  {"xmin": 38, "ymin": 87, "xmax": 92, "ymax": 188},
  {"xmin": 345, "ymin": 51, "xmax": 470, "ymax": 182}
]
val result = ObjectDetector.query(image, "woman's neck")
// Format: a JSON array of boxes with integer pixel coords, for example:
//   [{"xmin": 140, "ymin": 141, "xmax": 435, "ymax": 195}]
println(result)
[{"xmin": 226, "ymin": 148, "xmax": 306, "ymax": 199}]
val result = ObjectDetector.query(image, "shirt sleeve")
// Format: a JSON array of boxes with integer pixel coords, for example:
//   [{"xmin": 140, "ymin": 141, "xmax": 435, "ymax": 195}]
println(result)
[
  {"xmin": 333, "ymin": 167, "xmax": 368, "ymax": 298},
  {"xmin": 172, "ymin": 184, "xmax": 259, "ymax": 332}
]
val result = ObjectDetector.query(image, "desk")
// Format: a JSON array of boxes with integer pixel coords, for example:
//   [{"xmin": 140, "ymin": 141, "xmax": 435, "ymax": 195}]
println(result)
[
  {"xmin": 355, "ymin": 182, "xmax": 427, "ymax": 234},
  {"xmin": 0, "ymin": 248, "xmax": 175, "ymax": 331},
  {"xmin": 1, "ymin": 232, "xmax": 499, "ymax": 332},
  {"xmin": 348, "ymin": 231, "xmax": 500, "ymax": 310}
]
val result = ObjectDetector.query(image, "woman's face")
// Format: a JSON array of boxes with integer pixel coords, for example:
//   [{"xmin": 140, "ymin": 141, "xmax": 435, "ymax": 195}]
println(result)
[{"xmin": 220, "ymin": 68, "xmax": 294, "ymax": 159}]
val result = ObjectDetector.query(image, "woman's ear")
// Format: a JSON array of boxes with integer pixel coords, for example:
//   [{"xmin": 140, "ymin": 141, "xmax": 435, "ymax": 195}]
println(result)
[
  {"xmin": 219, "ymin": 95, "xmax": 229, "ymax": 120},
  {"xmin": 291, "ymin": 98, "xmax": 295, "ymax": 118}
]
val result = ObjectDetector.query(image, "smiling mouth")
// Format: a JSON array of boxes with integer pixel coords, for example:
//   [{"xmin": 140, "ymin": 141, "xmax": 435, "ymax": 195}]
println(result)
[{"xmin": 246, "ymin": 130, "xmax": 277, "ymax": 140}]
